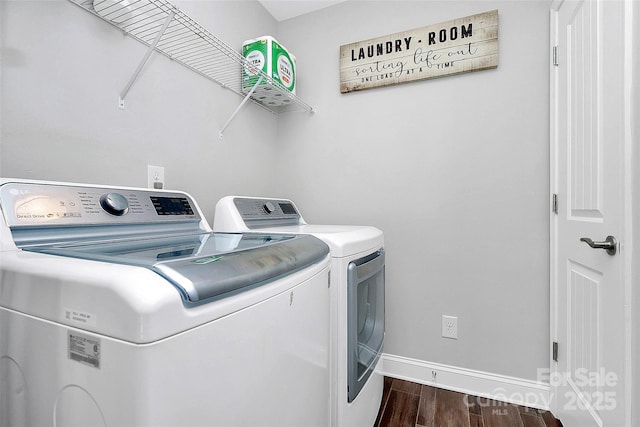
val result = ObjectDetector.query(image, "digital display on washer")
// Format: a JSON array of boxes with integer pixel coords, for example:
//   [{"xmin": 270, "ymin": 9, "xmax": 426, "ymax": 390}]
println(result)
[
  {"xmin": 279, "ymin": 203, "xmax": 297, "ymax": 215},
  {"xmin": 150, "ymin": 196, "xmax": 195, "ymax": 216}
]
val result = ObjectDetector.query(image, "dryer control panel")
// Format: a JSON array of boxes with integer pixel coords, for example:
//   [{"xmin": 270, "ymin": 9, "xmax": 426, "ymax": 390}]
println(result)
[{"xmin": 232, "ymin": 197, "xmax": 303, "ymax": 229}]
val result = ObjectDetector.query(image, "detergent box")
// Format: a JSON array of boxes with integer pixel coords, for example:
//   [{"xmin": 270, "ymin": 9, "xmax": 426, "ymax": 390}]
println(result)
[{"xmin": 242, "ymin": 36, "xmax": 296, "ymax": 106}]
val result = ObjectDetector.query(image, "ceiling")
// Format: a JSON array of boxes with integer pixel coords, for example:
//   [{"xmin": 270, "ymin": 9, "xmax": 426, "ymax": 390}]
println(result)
[{"xmin": 257, "ymin": 0, "xmax": 346, "ymax": 21}]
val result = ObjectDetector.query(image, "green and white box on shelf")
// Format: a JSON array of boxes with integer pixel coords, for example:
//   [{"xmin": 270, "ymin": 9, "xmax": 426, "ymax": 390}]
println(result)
[{"xmin": 242, "ymin": 36, "xmax": 296, "ymax": 106}]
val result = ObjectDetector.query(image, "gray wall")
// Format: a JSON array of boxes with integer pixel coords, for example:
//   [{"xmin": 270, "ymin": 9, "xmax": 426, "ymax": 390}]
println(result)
[
  {"xmin": 1, "ymin": 0, "xmax": 280, "ymax": 222},
  {"xmin": 275, "ymin": 1, "xmax": 550, "ymax": 380},
  {"xmin": 1, "ymin": 0, "xmax": 551, "ymax": 382}
]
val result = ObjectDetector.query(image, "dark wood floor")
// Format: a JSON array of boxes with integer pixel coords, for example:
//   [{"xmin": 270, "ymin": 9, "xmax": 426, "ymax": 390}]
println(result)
[{"xmin": 375, "ymin": 377, "xmax": 563, "ymax": 427}]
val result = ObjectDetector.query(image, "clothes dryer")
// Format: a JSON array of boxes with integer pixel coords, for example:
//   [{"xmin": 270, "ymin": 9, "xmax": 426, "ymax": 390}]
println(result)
[
  {"xmin": 214, "ymin": 196, "xmax": 385, "ymax": 427},
  {"xmin": 0, "ymin": 180, "xmax": 331, "ymax": 427}
]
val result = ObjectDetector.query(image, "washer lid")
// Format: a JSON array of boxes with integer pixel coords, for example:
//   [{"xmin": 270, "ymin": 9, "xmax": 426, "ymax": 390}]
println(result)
[{"xmin": 25, "ymin": 232, "xmax": 329, "ymax": 305}]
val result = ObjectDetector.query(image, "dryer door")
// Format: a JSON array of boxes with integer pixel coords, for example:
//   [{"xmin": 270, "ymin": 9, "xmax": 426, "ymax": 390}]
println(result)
[{"xmin": 347, "ymin": 248, "xmax": 385, "ymax": 402}]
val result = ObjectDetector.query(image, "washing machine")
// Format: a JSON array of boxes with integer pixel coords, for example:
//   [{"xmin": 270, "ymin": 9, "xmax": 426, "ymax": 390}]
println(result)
[
  {"xmin": 214, "ymin": 196, "xmax": 385, "ymax": 427},
  {"xmin": 0, "ymin": 179, "xmax": 332, "ymax": 427}
]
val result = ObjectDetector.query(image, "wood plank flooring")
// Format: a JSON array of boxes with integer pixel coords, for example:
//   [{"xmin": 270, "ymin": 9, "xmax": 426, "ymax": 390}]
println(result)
[{"xmin": 375, "ymin": 377, "xmax": 563, "ymax": 427}]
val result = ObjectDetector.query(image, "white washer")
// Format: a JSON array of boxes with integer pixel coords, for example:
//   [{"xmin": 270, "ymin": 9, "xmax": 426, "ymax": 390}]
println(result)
[
  {"xmin": 214, "ymin": 196, "xmax": 385, "ymax": 427},
  {"xmin": 0, "ymin": 180, "xmax": 331, "ymax": 427}
]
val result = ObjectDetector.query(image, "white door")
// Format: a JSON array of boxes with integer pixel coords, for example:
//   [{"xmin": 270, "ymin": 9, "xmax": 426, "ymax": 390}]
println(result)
[{"xmin": 550, "ymin": 0, "xmax": 629, "ymax": 426}]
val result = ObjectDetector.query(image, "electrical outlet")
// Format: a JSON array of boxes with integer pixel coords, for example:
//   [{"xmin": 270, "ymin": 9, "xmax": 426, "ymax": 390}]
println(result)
[
  {"xmin": 442, "ymin": 315, "xmax": 458, "ymax": 339},
  {"xmin": 147, "ymin": 165, "xmax": 165, "ymax": 189}
]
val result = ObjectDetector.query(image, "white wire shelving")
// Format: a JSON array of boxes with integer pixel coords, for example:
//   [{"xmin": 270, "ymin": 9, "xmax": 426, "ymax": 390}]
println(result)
[{"xmin": 69, "ymin": 0, "xmax": 315, "ymax": 138}]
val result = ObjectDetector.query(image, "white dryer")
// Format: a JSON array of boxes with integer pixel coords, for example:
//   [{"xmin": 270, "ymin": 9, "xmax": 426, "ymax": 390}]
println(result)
[
  {"xmin": 214, "ymin": 196, "xmax": 385, "ymax": 427},
  {"xmin": 0, "ymin": 180, "xmax": 331, "ymax": 427}
]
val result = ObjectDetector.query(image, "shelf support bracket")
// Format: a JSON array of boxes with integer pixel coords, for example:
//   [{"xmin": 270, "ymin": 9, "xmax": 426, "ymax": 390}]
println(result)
[
  {"xmin": 118, "ymin": 10, "xmax": 175, "ymax": 109},
  {"xmin": 219, "ymin": 75, "xmax": 264, "ymax": 139}
]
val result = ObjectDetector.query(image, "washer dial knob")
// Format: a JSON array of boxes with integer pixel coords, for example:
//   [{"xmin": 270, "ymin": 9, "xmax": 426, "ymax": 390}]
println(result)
[{"xmin": 100, "ymin": 193, "xmax": 129, "ymax": 216}]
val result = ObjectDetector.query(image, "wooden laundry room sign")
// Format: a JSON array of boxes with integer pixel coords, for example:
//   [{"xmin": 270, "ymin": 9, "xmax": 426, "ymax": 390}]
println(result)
[{"xmin": 339, "ymin": 10, "xmax": 498, "ymax": 93}]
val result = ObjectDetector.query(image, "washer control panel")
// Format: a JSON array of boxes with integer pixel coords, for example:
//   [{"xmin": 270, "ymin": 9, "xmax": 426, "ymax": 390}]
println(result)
[{"xmin": 0, "ymin": 181, "xmax": 199, "ymax": 227}]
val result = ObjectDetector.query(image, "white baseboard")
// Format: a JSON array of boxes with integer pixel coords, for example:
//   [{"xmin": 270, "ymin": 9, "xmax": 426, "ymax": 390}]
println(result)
[{"xmin": 378, "ymin": 353, "xmax": 551, "ymax": 411}]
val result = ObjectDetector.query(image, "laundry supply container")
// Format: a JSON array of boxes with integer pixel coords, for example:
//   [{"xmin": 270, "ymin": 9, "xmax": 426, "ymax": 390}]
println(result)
[{"xmin": 242, "ymin": 36, "xmax": 296, "ymax": 106}]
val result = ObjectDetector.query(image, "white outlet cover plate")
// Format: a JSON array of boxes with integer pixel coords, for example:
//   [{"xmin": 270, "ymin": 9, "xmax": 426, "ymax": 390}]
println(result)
[
  {"xmin": 442, "ymin": 315, "xmax": 458, "ymax": 339},
  {"xmin": 147, "ymin": 165, "xmax": 165, "ymax": 189}
]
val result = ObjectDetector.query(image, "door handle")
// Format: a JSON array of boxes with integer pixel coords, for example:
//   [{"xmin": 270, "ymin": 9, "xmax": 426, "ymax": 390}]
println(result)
[{"xmin": 579, "ymin": 235, "xmax": 617, "ymax": 256}]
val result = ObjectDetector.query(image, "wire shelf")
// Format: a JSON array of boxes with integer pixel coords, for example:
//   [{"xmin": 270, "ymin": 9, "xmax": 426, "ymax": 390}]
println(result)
[{"xmin": 69, "ymin": 0, "xmax": 314, "ymax": 118}]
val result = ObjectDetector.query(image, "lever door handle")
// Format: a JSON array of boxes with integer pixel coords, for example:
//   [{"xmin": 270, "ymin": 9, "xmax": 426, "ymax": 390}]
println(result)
[{"xmin": 579, "ymin": 235, "xmax": 617, "ymax": 256}]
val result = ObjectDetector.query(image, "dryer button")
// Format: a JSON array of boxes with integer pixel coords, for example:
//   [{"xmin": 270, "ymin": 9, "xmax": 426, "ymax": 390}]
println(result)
[{"xmin": 263, "ymin": 202, "xmax": 276, "ymax": 214}]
